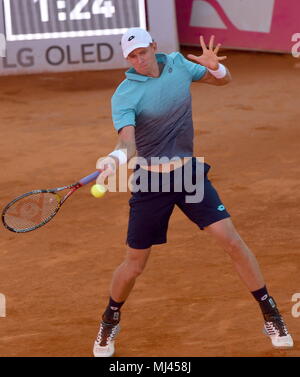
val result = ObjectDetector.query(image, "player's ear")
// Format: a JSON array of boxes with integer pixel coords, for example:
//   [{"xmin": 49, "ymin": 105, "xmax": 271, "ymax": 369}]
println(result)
[{"xmin": 151, "ymin": 42, "xmax": 157, "ymax": 52}]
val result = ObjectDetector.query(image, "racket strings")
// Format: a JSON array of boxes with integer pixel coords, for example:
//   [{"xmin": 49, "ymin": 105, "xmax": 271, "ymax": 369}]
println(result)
[{"xmin": 3, "ymin": 192, "xmax": 60, "ymax": 231}]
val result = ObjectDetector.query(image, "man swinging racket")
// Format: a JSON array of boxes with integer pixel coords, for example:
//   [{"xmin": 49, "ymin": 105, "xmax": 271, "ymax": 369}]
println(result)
[{"xmin": 93, "ymin": 28, "xmax": 293, "ymax": 357}]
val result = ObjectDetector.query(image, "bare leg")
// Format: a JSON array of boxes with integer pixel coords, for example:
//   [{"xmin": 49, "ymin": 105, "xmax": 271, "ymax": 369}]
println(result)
[
  {"xmin": 110, "ymin": 246, "xmax": 151, "ymax": 302},
  {"xmin": 93, "ymin": 247, "xmax": 151, "ymax": 357},
  {"xmin": 205, "ymin": 218, "xmax": 265, "ymax": 291}
]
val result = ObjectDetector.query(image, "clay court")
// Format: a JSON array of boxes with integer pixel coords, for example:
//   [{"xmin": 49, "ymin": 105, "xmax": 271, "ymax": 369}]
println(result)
[{"xmin": 0, "ymin": 47, "xmax": 299, "ymax": 357}]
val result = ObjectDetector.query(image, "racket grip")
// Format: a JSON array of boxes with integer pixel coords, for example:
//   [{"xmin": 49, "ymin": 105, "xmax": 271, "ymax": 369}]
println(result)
[{"xmin": 79, "ymin": 171, "xmax": 101, "ymax": 186}]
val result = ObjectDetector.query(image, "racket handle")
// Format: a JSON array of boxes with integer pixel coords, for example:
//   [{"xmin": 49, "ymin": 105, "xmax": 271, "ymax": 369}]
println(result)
[{"xmin": 79, "ymin": 171, "xmax": 101, "ymax": 186}]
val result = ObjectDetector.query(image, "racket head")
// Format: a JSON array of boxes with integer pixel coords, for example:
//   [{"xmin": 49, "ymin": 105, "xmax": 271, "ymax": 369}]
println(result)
[{"xmin": 2, "ymin": 190, "xmax": 62, "ymax": 233}]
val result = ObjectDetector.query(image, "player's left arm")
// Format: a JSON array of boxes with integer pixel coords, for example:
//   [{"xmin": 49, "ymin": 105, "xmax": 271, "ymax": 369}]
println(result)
[{"xmin": 188, "ymin": 35, "xmax": 232, "ymax": 86}]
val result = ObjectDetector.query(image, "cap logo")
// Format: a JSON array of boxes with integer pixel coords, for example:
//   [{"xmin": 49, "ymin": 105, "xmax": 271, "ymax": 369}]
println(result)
[{"xmin": 128, "ymin": 35, "xmax": 135, "ymax": 41}]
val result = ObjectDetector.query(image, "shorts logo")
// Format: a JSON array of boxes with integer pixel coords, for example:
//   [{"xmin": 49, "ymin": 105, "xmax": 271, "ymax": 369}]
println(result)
[{"xmin": 217, "ymin": 204, "xmax": 225, "ymax": 211}]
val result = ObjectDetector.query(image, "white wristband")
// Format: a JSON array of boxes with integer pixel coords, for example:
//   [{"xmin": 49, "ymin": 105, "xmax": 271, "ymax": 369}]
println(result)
[
  {"xmin": 108, "ymin": 149, "xmax": 127, "ymax": 165},
  {"xmin": 207, "ymin": 63, "xmax": 227, "ymax": 79}
]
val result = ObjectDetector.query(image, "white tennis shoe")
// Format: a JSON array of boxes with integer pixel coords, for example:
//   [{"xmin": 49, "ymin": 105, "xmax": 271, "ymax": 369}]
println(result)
[
  {"xmin": 263, "ymin": 313, "xmax": 294, "ymax": 348},
  {"xmin": 259, "ymin": 296, "xmax": 293, "ymax": 349},
  {"xmin": 93, "ymin": 321, "xmax": 120, "ymax": 357}
]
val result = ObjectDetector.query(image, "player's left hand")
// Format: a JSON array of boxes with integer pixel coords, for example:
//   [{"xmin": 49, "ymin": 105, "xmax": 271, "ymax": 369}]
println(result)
[{"xmin": 187, "ymin": 35, "xmax": 227, "ymax": 70}]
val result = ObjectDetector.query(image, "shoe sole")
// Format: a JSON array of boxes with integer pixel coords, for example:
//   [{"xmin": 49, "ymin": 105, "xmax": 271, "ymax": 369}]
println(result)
[
  {"xmin": 93, "ymin": 341, "xmax": 115, "ymax": 357},
  {"xmin": 262, "ymin": 328, "xmax": 294, "ymax": 348}
]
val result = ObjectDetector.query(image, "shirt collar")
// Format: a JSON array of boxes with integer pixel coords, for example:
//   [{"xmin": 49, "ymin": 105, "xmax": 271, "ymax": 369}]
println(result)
[{"xmin": 125, "ymin": 53, "xmax": 168, "ymax": 82}]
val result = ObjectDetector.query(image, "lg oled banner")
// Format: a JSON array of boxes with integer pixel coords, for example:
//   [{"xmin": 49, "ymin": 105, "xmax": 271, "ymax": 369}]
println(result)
[
  {"xmin": 176, "ymin": 0, "xmax": 299, "ymax": 53},
  {"xmin": 0, "ymin": 0, "xmax": 179, "ymax": 75}
]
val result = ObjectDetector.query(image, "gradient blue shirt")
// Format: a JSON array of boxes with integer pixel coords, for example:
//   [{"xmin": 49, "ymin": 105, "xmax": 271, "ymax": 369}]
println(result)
[{"xmin": 111, "ymin": 52, "xmax": 207, "ymax": 163}]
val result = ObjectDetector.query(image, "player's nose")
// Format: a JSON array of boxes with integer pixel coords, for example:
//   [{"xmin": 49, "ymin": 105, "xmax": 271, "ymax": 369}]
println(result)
[{"xmin": 137, "ymin": 55, "xmax": 144, "ymax": 64}]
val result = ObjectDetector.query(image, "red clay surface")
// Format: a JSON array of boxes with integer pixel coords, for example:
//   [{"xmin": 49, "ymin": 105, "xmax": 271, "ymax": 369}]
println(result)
[{"xmin": 0, "ymin": 48, "xmax": 300, "ymax": 357}]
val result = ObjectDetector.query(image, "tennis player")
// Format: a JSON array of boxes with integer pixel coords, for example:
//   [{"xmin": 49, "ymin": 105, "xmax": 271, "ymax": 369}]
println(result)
[{"xmin": 93, "ymin": 28, "xmax": 293, "ymax": 357}]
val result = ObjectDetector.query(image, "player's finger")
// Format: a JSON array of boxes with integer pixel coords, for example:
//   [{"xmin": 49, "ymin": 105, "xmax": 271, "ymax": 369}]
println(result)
[
  {"xmin": 200, "ymin": 35, "xmax": 207, "ymax": 50},
  {"xmin": 96, "ymin": 177, "xmax": 104, "ymax": 186},
  {"xmin": 96, "ymin": 171, "xmax": 102, "ymax": 185},
  {"xmin": 214, "ymin": 43, "xmax": 221, "ymax": 55},
  {"xmin": 218, "ymin": 56, "xmax": 227, "ymax": 61},
  {"xmin": 187, "ymin": 54, "xmax": 199, "ymax": 62},
  {"xmin": 209, "ymin": 35, "xmax": 215, "ymax": 50},
  {"xmin": 96, "ymin": 171, "xmax": 109, "ymax": 186}
]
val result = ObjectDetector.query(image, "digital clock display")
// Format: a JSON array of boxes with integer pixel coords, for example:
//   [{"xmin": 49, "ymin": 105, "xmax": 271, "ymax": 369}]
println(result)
[{"xmin": 4, "ymin": 0, "xmax": 146, "ymax": 41}]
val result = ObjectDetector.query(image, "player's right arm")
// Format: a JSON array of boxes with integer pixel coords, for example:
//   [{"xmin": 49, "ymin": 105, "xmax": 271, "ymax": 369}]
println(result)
[
  {"xmin": 96, "ymin": 80, "xmax": 138, "ymax": 184},
  {"xmin": 96, "ymin": 125, "xmax": 136, "ymax": 185},
  {"xmin": 114, "ymin": 125, "xmax": 136, "ymax": 160}
]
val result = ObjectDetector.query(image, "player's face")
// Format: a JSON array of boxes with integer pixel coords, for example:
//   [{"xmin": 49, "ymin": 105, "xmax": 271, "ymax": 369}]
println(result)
[{"xmin": 127, "ymin": 43, "xmax": 158, "ymax": 76}]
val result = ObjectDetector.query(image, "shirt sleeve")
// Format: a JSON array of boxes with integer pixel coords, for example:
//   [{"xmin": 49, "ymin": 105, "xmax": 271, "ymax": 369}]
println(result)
[
  {"xmin": 111, "ymin": 91, "xmax": 136, "ymax": 132},
  {"xmin": 176, "ymin": 52, "xmax": 207, "ymax": 81}
]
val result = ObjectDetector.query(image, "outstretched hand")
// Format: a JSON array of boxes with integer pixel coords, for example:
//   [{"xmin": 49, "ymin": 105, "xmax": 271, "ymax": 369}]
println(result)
[{"xmin": 187, "ymin": 35, "xmax": 227, "ymax": 70}]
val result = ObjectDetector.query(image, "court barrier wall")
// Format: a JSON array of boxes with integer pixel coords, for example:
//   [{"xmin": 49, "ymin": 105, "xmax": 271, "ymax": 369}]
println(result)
[{"xmin": 176, "ymin": 0, "xmax": 299, "ymax": 53}]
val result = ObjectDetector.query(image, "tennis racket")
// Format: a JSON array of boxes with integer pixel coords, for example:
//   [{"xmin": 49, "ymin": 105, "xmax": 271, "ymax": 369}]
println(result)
[{"xmin": 2, "ymin": 170, "xmax": 101, "ymax": 233}]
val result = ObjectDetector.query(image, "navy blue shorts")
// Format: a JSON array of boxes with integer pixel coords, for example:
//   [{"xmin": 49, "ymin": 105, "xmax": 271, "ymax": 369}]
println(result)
[{"xmin": 126, "ymin": 159, "xmax": 230, "ymax": 249}]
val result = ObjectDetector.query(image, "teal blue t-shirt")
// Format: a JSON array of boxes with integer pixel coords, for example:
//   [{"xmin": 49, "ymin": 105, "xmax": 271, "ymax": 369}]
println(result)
[{"xmin": 111, "ymin": 52, "xmax": 207, "ymax": 164}]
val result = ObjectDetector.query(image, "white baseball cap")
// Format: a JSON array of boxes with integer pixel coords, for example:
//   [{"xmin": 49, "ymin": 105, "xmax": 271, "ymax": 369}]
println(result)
[{"xmin": 121, "ymin": 28, "xmax": 153, "ymax": 58}]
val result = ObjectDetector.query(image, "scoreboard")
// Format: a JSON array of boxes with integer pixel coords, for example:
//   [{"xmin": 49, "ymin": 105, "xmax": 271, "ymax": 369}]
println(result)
[
  {"xmin": 0, "ymin": 0, "xmax": 178, "ymax": 75},
  {"xmin": 4, "ymin": 0, "xmax": 146, "ymax": 40}
]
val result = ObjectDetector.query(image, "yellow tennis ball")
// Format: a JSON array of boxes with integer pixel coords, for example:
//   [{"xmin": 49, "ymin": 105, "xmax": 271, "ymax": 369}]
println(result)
[{"xmin": 90, "ymin": 184, "xmax": 106, "ymax": 198}]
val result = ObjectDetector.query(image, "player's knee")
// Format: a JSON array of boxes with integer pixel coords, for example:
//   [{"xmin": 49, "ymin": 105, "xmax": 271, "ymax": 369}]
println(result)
[
  {"xmin": 127, "ymin": 262, "xmax": 145, "ymax": 278},
  {"xmin": 124, "ymin": 247, "xmax": 150, "ymax": 278},
  {"xmin": 223, "ymin": 236, "xmax": 245, "ymax": 258},
  {"xmin": 123, "ymin": 257, "xmax": 147, "ymax": 278}
]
